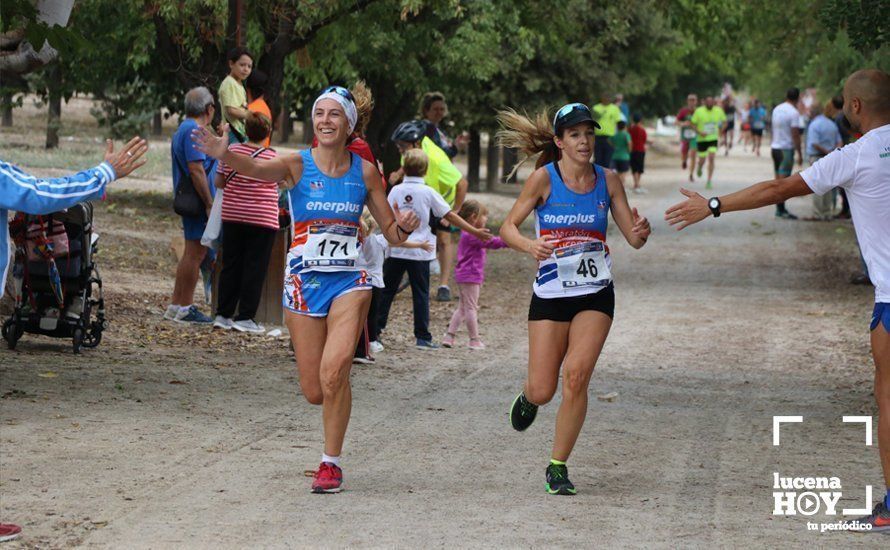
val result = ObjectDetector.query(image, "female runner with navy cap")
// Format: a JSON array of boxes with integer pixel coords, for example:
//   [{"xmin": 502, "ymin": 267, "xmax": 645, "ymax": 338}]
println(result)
[
  {"xmin": 193, "ymin": 85, "xmax": 420, "ymax": 494},
  {"xmin": 497, "ymin": 103, "xmax": 651, "ymax": 495}
]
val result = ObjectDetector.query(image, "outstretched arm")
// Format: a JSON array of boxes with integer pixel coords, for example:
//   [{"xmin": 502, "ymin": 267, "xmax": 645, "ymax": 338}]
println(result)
[
  {"xmin": 0, "ymin": 136, "xmax": 147, "ymax": 215},
  {"xmin": 664, "ymin": 174, "xmax": 812, "ymax": 230},
  {"xmin": 192, "ymin": 124, "xmax": 300, "ymax": 185},
  {"xmin": 443, "ymin": 210, "xmax": 491, "ymax": 241}
]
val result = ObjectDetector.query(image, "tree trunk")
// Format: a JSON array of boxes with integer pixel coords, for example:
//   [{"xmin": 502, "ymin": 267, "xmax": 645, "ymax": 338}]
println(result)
[
  {"xmin": 486, "ymin": 133, "xmax": 499, "ymax": 190},
  {"xmin": 502, "ymin": 146, "xmax": 518, "ymax": 183},
  {"xmin": 45, "ymin": 65, "xmax": 62, "ymax": 149},
  {"xmin": 467, "ymin": 128, "xmax": 481, "ymax": 192},
  {"xmin": 152, "ymin": 110, "xmax": 163, "ymax": 135},
  {"xmin": 302, "ymin": 107, "xmax": 314, "ymax": 144},
  {"xmin": 1, "ymin": 93, "xmax": 12, "ymax": 127},
  {"xmin": 278, "ymin": 92, "xmax": 292, "ymax": 144},
  {"xmin": 0, "ymin": 0, "xmax": 75, "ymax": 77}
]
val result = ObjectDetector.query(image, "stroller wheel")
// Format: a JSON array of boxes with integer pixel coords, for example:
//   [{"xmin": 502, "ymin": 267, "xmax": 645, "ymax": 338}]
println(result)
[
  {"xmin": 3, "ymin": 318, "xmax": 22, "ymax": 350},
  {"xmin": 82, "ymin": 321, "xmax": 103, "ymax": 348},
  {"xmin": 72, "ymin": 327, "xmax": 84, "ymax": 354}
]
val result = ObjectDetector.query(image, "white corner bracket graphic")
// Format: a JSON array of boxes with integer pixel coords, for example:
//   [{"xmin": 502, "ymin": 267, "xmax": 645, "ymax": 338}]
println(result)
[
  {"xmin": 843, "ymin": 484, "xmax": 873, "ymax": 516},
  {"xmin": 842, "ymin": 416, "xmax": 873, "ymax": 446},
  {"xmin": 772, "ymin": 416, "xmax": 803, "ymax": 446}
]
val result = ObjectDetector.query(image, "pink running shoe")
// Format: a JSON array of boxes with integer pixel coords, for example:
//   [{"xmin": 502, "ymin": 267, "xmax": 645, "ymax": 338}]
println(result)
[
  {"xmin": 469, "ymin": 338, "xmax": 486, "ymax": 350},
  {"xmin": 442, "ymin": 333, "xmax": 455, "ymax": 348},
  {"xmin": 311, "ymin": 462, "xmax": 343, "ymax": 493}
]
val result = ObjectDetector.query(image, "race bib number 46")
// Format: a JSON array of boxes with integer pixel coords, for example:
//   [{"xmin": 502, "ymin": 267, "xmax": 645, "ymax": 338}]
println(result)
[
  {"xmin": 303, "ymin": 224, "xmax": 360, "ymax": 268},
  {"xmin": 555, "ymin": 241, "xmax": 611, "ymax": 288}
]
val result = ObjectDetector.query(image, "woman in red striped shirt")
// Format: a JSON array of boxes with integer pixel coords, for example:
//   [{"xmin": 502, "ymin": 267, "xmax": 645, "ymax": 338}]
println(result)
[{"xmin": 213, "ymin": 111, "xmax": 280, "ymax": 333}]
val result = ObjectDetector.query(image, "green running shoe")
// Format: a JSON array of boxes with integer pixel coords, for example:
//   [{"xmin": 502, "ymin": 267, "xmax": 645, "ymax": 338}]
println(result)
[
  {"xmin": 545, "ymin": 463, "xmax": 576, "ymax": 495},
  {"xmin": 510, "ymin": 392, "xmax": 538, "ymax": 431}
]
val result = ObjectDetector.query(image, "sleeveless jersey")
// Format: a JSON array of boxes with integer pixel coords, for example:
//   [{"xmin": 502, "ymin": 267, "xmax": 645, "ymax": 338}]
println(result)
[
  {"xmin": 532, "ymin": 162, "xmax": 612, "ymax": 298},
  {"xmin": 287, "ymin": 149, "xmax": 367, "ymax": 274}
]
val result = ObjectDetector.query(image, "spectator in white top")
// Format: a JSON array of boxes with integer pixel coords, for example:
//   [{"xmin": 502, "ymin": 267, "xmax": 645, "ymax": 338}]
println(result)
[
  {"xmin": 664, "ymin": 68, "xmax": 890, "ymax": 533},
  {"xmin": 375, "ymin": 149, "xmax": 491, "ymax": 350},
  {"xmin": 770, "ymin": 87, "xmax": 804, "ymax": 219}
]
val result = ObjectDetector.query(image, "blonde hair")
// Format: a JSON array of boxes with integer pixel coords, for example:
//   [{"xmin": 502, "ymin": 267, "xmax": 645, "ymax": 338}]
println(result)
[
  {"xmin": 403, "ymin": 148, "xmax": 429, "ymax": 177},
  {"xmin": 360, "ymin": 208, "xmax": 377, "ymax": 236},
  {"xmin": 458, "ymin": 199, "xmax": 487, "ymax": 222},
  {"xmin": 351, "ymin": 80, "xmax": 374, "ymax": 136},
  {"xmin": 496, "ymin": 108, "xmax": 559, "ymax": 179}
]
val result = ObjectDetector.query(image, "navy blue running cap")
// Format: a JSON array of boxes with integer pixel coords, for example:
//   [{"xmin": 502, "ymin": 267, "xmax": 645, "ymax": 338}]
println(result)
[{"xmin": 553, "ymin": 103, "xmax": 600, "ymax": 134}]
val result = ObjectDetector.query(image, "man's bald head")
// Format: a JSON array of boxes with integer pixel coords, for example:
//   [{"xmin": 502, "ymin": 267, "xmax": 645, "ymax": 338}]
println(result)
[{"xmin": 843, "ymin": 69, "xmax": 890, "ymax": 132}]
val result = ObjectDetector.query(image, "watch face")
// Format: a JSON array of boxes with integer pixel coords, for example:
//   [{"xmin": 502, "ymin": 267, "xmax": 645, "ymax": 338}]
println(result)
[{"xmin": 709, "ymin": 198, "xmax": 719, "ymax": 209}]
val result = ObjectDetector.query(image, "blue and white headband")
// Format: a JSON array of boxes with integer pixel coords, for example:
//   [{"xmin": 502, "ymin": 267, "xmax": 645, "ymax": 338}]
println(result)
[{"xmin": 312, "ymin": 86, "xmax": 358, "ymax": 133}]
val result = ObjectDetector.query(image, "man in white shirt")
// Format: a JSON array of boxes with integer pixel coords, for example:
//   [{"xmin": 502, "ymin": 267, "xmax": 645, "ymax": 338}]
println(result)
[
  {"xmin": 770, "ymin": 87, "xmax": 805, "ymax": 219},
  {"xmin": 664, "ymin": 68, "xmax": 890, "ymax": 532},
  {"xmin": 375, "ymin": 149, "xmax": 490, "ymax": 350}
]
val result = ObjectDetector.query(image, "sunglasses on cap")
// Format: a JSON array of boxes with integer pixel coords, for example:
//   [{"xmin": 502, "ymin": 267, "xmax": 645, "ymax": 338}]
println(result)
[
  {"xmin": 553, "ymin": 102, "xmax": 599, "ymax": 133},
  {"xmin": 322, "ymin": 85, "xmax": 355, "ymax": 104}
]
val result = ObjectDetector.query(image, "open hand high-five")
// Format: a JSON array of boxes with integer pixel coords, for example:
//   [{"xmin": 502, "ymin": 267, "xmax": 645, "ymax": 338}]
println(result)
[
  {"xmin": 104, "ymin": 136, "xmax": 149, "ymax": 178},
  {"xmin": 191, "ymin": 123, "xmax": 230, "ymax": 160},
  {"xmin": 664, "ymin": 187, "xmax": 711, "ymax": 230}
]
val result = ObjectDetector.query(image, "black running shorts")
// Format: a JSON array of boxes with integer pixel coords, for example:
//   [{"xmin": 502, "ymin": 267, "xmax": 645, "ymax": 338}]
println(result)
[{"xmin": 528, "ymin": 284, "xmax": 615, "ymax": 322}]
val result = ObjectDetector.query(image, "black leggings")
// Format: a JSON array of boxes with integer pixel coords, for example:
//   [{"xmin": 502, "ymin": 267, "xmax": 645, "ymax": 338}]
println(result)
[{"xmin": 216, "ymin": 221, "xmax": 277, "ymax": 321}]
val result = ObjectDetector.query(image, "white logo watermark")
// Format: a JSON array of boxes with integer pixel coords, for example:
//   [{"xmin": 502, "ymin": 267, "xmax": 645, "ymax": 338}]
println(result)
[{"xmin": 771, "ymin": 416, "xmax": 874, "ymax": 532}]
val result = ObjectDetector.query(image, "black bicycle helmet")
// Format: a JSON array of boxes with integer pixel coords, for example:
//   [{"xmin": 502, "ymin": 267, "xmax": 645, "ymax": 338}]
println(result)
[{"xmin": 390, "ymin": 120, "xmax": 427, "ymax": 143}]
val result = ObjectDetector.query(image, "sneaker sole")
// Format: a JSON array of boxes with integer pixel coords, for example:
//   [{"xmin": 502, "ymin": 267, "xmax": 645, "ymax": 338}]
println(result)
[
  {"xmin": 510, "ymin": 393, "xmax": 537, "ymax": 431},
  {"xmin": 442, "ymin": 342, "xmax": 453, "ymax": 348},
  {"xmin": 545, "ymin": 484, "xmax": 577, "ymax": 496},
  {"xmin": 232, "ymin": 325, "xmax": 264, "ymax": 333},
  {"xmin": 352, "ymin": 358, "xmax": 375, "ymax": 364},
  {"xmin": 213, "ymin": 323, "xmax": 232, "ymax": 330},
  {"xmin": 311, "ymin": 486, "xmax": 342, "ymax": 494}
]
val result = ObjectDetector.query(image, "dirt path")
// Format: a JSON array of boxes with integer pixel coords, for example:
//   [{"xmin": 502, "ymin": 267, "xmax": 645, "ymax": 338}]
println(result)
[{"xmin": 1, "ymin": 148, "xmax": 885, "ymax": 548}]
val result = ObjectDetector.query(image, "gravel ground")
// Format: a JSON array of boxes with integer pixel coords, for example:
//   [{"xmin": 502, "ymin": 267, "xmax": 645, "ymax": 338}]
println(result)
[{"xmin": 1, "ymin": 145, "xmax": 886, "ymax": 548}]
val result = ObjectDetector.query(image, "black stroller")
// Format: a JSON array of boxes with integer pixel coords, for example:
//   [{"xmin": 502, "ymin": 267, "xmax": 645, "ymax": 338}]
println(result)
[{"xmin": 2, "ymin": 202, "xmax": 106, "ymax": 353}]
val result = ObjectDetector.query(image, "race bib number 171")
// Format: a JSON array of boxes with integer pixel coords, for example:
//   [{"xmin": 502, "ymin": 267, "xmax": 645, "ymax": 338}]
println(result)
[{"xmin": 303, "ymin": 224, "xmax": 360, "ymax": 268}]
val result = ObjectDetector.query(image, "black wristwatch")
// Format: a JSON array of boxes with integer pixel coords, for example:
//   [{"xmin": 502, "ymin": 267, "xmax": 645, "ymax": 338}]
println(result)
[{"xmin": 708, "ymin": 197, "xmax": 722, "ymax": 218}]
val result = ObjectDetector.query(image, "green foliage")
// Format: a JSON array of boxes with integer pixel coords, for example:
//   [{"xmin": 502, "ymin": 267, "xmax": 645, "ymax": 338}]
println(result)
[
  {"xmin": 1, "ymin": 0, "xmax": 86, "ymax": 57},
  {"xmin": 9, "ymin": 0, "xmax": 888, "ymax": 145}
]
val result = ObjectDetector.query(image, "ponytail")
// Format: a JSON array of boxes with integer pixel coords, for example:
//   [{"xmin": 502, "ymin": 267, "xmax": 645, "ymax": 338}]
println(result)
[
  {"xmin": 495, "ymin": 108, "xmax": 559, "ymax": 180},
  {"xmin": 350, "ymin": 80, "xmax": 374, "ymax": 136}
]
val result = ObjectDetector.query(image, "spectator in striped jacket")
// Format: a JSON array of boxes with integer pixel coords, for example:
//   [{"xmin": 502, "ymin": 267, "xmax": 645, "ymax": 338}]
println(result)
[{"xmin": 212, "ymin": 111, "xmax": 280, "ymax": 333}]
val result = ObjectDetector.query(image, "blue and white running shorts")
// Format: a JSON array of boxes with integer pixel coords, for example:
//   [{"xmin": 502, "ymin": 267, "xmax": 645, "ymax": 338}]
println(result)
[{"xmin": 284, "ymin": 270, "xmax": 370, "ymax": 317}]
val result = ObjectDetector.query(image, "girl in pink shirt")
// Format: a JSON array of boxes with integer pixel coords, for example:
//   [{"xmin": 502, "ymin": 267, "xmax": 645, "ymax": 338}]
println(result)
[{"xmin": 442, "ymin": 200, "xmax": 508, "ymax": 350}]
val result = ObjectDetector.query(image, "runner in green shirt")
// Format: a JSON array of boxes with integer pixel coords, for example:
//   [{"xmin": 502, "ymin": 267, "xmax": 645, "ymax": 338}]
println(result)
[
  {"xmin": 592, "ymin": 95, "xmax": 623, "ymax": 167},
  {"xmin": 609, "ymin": 120, "xmax": 632, "ymax": 186},
  {"xmin": 690, "ymin": 96, "xmax": 726, "ymax": 189}
]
